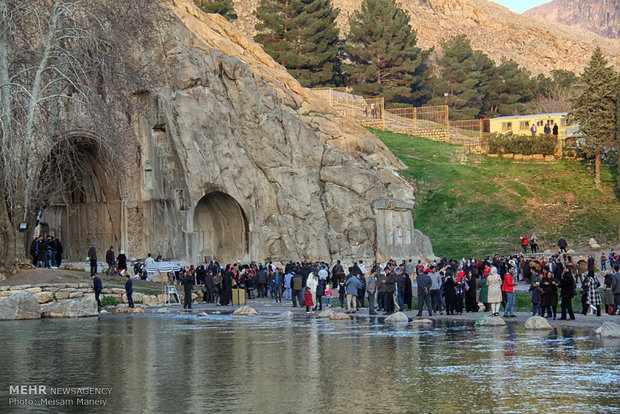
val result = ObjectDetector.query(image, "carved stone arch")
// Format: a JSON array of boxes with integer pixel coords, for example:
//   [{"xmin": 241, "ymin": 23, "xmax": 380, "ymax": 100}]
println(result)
[{"xmin": 192, "ymin": 191, "xmax": 249, "ymax": 263}]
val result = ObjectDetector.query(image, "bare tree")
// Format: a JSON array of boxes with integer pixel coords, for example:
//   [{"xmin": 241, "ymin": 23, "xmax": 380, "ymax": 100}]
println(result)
[
  {"xmin": 527, "ymin": 84, "xmax": 574, "ymax": 115},
  {"xmin": 0, "ymin": 0, "xmax": 159, "ymax": 271}
]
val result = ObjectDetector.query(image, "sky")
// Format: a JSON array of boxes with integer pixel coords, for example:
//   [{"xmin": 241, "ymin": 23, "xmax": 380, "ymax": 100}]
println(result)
[{"xmin": 491, "ymin": 0, "xmax": 551, "ymax": 14}]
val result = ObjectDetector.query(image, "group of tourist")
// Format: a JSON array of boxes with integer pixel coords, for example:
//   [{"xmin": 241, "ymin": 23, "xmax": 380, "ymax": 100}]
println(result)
[
  {"xmin": 121, "ymin": 252, "xmax": 620, "ymax": 319},
  {"xmin": 518, "ymin": 234, "xmax": 570, "ymax": 254},
  {"xmin": 29, "ymin": 235, "xmax": 64, "ymax": 268}
]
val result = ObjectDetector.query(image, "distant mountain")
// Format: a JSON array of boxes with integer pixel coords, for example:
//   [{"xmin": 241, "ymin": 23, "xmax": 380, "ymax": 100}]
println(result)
[
  {"xmin": 232, "ymin": 0, "xmax": 620, "ymax": 76},
  {"xmin": 524, "ymin": 0, "xmax": 619, "ymax": 39}
]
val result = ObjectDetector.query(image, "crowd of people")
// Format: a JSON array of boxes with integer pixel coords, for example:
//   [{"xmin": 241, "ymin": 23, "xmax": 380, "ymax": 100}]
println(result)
[
  {"xmin": 29, "ymin": 235, "xmax": 64, "ymax": 268},
  {"xmin": 103, "ymin": 251, "xmax": 619, "ymax": 319}
]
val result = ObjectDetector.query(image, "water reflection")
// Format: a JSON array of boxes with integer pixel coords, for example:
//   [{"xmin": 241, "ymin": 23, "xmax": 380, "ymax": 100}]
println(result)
[{"xmin": 0, "ymin": 315, "xmax": 618, "ymax": 413}]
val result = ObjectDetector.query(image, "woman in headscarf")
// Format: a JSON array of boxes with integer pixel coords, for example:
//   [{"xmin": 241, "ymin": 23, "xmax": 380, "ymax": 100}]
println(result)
[
  {"xmin": 479, "ymin": 268, "xmax": 490, "ymax": 312},
  {"xmin": 306, "ymin": 272, "xmax": 318, "ymax": 310},
  {"xmin": 540, "ymin": 270, "xmax": 559, "ymax": 319},
  {"xmin": 454, "ymin": 271, "xmax": 467, "ymax": 315},
  {"xmin": 220, "ymin": 265, "xmax": 233, "ymax": 306},
  {"xmin": 442, "ymin": 272, "xmax": 457, "ymax": 315},
  {"xmin": 465, "ymin": 270, "xmax": 478, "ymax": 312},
  {"xmin": 487, "ymin": 267, "xmax": 502, "ymax": 316}
]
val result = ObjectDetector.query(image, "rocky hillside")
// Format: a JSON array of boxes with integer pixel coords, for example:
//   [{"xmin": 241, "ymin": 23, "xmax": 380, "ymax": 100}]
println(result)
[
  {"xmin": 231, "ymin": 0, "xmax": 620, "ymax": 75},
  {"xmin": 524, "ymin": 0, "xmax": 619, "ymax": 40}
]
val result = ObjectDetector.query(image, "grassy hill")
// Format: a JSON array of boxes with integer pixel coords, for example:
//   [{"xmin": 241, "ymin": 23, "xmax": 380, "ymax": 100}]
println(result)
[{"xmin": 373, "ymin": 129, "xmax": 620, "ymax": 259}]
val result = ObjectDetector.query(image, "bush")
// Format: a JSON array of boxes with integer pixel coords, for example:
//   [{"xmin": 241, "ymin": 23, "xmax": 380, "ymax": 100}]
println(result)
[
  {"xmin": 482, "ymin": 133, "xmax": 558, "ymax": 155},
  {"xmin": 101, "ymin": 296, "xmax": 120, "ymax": 307}
]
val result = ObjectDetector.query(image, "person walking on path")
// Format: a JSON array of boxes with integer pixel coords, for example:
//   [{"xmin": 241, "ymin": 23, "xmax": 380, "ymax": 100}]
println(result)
[
  {"xmin": 558, "ymin": 238, "xmax": 568, "ymax": 253},
  {"xmin": 345, "ymin": 273, "xmax": 361, "ymax": 313},
  {"xmin": 502, "ymin": 268, "xmax": 517, "ymax": 317},
  {"xmin": 125, "ymin": 274, "xmax": 134, "ymax": 308},
  {"xmin": 487, "ymin": 267, "xmax": 502, "ymax": 316},
  {"xmin": 92, "ymin": 273, "xmax": 103, "ymax": 312},
  {"xmin": 105, "ymin": 246, "xmax": 116, "ymax": 276},
  {"xmin": 88, "ymin": 243, "xmax": 98, "ymax": 275}
]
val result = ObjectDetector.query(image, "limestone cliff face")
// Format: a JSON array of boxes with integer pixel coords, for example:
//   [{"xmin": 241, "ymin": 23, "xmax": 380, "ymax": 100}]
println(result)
[
  {"xmin": 231, "ymin": 0, "xmax": 620, "ymax": 75},
  {"xmin": 114, "ymin": 0, "xmax": 435, "ymax": 263},
  {"xmin": 524, "ymin": 0, "xmax": 619, "ymax": 40}
]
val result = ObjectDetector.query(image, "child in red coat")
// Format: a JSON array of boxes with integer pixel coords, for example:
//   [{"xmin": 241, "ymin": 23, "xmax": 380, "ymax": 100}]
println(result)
[{"xmin": 304, "ymin": 287, "xmax": 314, "ymax": 312}]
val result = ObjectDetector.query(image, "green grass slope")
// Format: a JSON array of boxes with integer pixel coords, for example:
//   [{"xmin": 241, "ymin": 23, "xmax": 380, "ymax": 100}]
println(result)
[{"xmin": 373, "ymin": 129, "xmax": 620, "ymax": 259}]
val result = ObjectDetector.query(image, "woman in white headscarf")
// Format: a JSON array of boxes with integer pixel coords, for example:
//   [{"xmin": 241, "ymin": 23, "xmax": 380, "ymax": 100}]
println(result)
[
  {"xmin": 487, "ymin": 267, "xmax": 503, "ymax": 316},
  {"xmin": 306, "ymin": 272, "xmax": 318, "ymax": 311}
]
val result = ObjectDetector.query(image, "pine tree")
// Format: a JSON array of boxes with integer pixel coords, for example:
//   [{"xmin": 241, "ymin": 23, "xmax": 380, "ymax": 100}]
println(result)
[
  {"xmin": 485, "ymin": 60, "xmax": 535, "ymax": 117},
  {"xmin": 343, "ymin": 0, "xmax": 428, "ymax": 105},
  {"xmin": 194, "ymin": 0, "xmax": 238, "ymax": 20},
  {"xmin": 429, "ymin": 35, "xmax": 482, "ymax": 120},
  {"xmin": 254, "ymin": 0, "xmax": 341, "ymax": 87},
  {"xmin": 570, "ymin": 47, "xmax": 619, "ymax": 189}
]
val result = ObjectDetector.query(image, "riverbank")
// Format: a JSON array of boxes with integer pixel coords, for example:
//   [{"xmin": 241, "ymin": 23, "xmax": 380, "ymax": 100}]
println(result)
[{"xmin": 107, "ymin": 296, "xmax": 620, "ymax": 333}]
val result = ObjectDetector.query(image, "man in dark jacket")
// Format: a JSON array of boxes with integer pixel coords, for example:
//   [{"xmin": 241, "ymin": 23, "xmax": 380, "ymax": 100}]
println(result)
[
  {"xmin": 383, "ymin": 269, "xmax": 396, "ymax": 315},
  {"xmin": 183, "ymin": 271, "xmax": 195, "ymax": 309},
  {"xmin": 105, "ymin": 246, "xmax": 115, "ymax": 275},
  {"xmin": 88, "ymin": 243, "xmax": 98, "ymax": 275},
  {"xmin": 417, "ymin": 270, "xmax": 433, "ymax": 316},
  {"xmin": 203, "ymin": 270, "xmax": 214, "ymax": 303},
  {"xmin": 92, "ymin": 273, "xmax": 103, "ymax": 312},
  {"xmin": 256, "ymin": 266, "xmax": 269, "ymax": 298},
  {"xmin": 125, "ymin": 274, "xmax": 134, "ymax": 308},
  {"xmin": 559, "ymin": 269, "xmax": 576, "ymax": 320},
  {"xmin": 291, "ymin": 271, "xmax": 303, "ymax": 307}
]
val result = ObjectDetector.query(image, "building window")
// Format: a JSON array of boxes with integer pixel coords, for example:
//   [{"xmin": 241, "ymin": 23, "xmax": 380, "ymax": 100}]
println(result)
[
  {"xmin": 519, "ymin": 121, "xmax": 529, "ymax": 130},
  {"xmin": 502, "ymin": 122, "xmax": 512, "ymax": 132}
]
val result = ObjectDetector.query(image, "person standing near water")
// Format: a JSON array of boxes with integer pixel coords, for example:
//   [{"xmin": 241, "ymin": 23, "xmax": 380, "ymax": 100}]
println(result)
[
  {"xmin": 92, "ymin": 273, "xmax": 103, "ymax": 312},
  {"xmin": 125, "ymin": 273, "xmax": 134, "ymax": 308},
  {"xmin": 183, "ymin": 269, "xmax": 195, "ymax": 310},
  {"xmin": 487, "ymin": 267, "xmax": 502, "ymax": 316}
]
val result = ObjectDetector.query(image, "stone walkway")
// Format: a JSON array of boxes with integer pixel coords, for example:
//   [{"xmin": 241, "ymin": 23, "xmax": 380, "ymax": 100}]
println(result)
[{"xmin": 122, "ymin": 296, "xmax": 619, "ymax": 331}]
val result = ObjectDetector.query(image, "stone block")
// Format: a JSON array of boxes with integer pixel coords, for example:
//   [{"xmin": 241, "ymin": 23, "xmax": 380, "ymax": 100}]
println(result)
[
  {"xmin": 0, "ymin": 291, "xmax": 41, "ymax": 320},
  {"xmin": 33, "ymin": 291, "xmax": 54, "ymax": 304},
  {"xmin": 524, "ymin": 316, "xmax": 552, "ymax": 330}
]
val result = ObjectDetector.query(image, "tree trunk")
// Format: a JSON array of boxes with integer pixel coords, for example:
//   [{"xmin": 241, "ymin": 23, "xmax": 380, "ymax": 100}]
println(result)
[{"xmin": 595, "ymin": 151, "xmax": 601, "ymax": 190}]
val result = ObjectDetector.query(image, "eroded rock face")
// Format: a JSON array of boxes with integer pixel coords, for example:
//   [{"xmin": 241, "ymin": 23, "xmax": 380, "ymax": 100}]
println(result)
[
  {"xmin": 41, "ymin": 296, "xmax": 98, "ymax": 318},
  {"xmin": 0, "ymin": 291, "xmax": 41, "ymax": 320},
  {"xmin": 231, "ymin": 0, "xmax": 620, "ymax": 75},
  {"xmin": 40, "ymin": 0, "xmax": 435, "ymax": 264},
  {"xmin": 122, "ymin": 2, "xmax": 435, "ymax": 263},
  {"xmin": 524, "ymin": 0, "xmax": 619, "ymax": 40},
  {"xmin": 524, "ymin": 316, "xmax": 553, "ymax": 330}
]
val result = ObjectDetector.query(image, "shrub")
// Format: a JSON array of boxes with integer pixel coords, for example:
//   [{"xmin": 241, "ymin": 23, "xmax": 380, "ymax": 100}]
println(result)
[
  {"xmin": 482, "ymin": 133, "xmax": 558, "ymax": 155},
  {"xmin": 101, "ymin": 296, "xmax": 120, "ymax": 307}
]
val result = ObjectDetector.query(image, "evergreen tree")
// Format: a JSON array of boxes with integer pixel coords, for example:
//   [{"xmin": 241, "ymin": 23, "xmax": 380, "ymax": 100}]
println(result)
[
  {"xmin": 254, "ymin": 0, "xmax": 341, "ymax": 87},
  {"xmin": 570, "ymin": 47, "xmax": 619, "ymax": 189},
  {"xmin": 483, "ymin": 60, "xmax": 535, "ymax": 117},
  {"xmin": 343, "ymin": 0, "xmax": 428, "ymax": 105},
  {"xmin": 194, "ymin": 0, "xmax": 238, "ymax": 20},
  {"xmin": 429, "ymin": 35, "xmax": 482, "ymax": 120}
]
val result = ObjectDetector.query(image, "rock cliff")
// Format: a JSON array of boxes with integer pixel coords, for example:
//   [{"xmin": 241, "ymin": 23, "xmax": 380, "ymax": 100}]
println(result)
[
  {"xmin": 231, "ymin": 0, "xmax": 620, "ymax": 75},
  {"xmin": 41, "ymin": 0, "xmax": 436, "ymax": 264},
  {"xmin": 524, "ymin": 0, "xmax": 619, "ymax": 40}
]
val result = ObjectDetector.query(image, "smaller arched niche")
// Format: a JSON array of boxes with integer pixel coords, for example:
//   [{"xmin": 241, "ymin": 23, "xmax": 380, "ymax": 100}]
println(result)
[{"xmin": 193, "ymin": 192, "xmax": 249, "ymax": 263}]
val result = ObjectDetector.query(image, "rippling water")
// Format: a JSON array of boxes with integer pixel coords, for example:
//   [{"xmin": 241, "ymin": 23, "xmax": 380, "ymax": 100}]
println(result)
[{"xmin": 0, "ymin": 314, "xmax": 619, "ymax": 413}]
